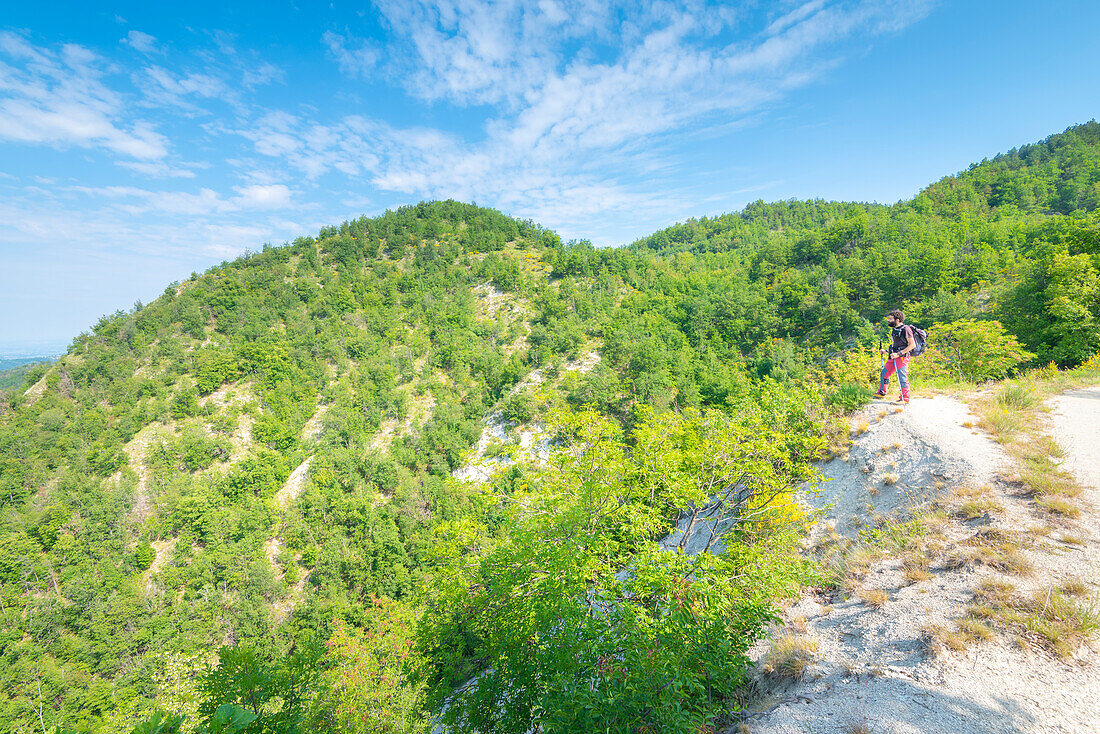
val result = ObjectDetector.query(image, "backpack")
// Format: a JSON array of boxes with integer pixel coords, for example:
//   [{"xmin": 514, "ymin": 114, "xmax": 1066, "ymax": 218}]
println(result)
[{"xmin": 909, "ymin": 325, "xmax": 928, "ymax": 357}]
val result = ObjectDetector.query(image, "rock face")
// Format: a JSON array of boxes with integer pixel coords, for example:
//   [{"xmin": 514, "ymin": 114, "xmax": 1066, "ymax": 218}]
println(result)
[
  {"xmin": 275, "ymin": 456, "xmax": 313, "ymax": 510},
  {"xmin": 451, "ymin": 350, "xmax": 599, "ymax": 485}
]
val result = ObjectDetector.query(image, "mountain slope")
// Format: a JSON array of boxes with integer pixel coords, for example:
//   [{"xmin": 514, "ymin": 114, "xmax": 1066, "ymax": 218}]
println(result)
[{"xmin": 0, "ymin": 125, "xmax": 1099, "ymax": 732}]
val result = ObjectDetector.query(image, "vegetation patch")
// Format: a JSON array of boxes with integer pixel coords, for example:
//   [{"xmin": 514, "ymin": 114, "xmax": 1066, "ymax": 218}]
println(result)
[
  {"xmin": 970, "ymin": 580, "xmax": 1100, "ymax": 658},
  {"xmin": 761, "ymin": 633, "xmax": 819, "ymax": 680},
  {"xmin": 922, "ymin": 616, "xmax": 995, "ymax": 656}
]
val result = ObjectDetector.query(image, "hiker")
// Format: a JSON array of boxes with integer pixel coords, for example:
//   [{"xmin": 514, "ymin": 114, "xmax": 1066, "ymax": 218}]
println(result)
[{"xmin": 876, "ymin": 309, "xmax": 916, "ymax": 403}]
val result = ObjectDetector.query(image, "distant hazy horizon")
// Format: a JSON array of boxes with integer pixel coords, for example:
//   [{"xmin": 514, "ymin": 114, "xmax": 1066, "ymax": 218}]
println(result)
[{"xmin": 0, "ymin": 340, "xmax": 69, "ymax": 360}]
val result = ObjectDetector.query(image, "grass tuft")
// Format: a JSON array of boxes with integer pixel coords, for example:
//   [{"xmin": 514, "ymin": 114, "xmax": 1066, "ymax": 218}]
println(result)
[
  {"xmin": 858, "ymin": 588, "xmax": 889, "ymax": 608},
  {"xmin": 1059, "ymin": 578, "xmax": 1091, "ymax": 598},
  {"xmin": 969, "ymin": 580, "xmax": 1100, "ymax": 658},
  {"xmin": 954, "ymin": 498, "xmax": 1004, "ymax": 520},
  {"xmin": 995, "ymin": 382, "xmax": 1039, "ymax": 410},
  {"xmin": 902, "ymin": 552, "xmax": 932, "ymax": 583},
  {"xmin": 947, "ymin": 528, "xmax": 1032, "ymax": 575},
  {"xmin": 922, "ymin": 616, "xmax": 992, "ymax": 655},
  {"xmin": 761, "ymin": 633, "xmax": 819, "ymax": 680},
  {"xmin": 1036, "ymin": 496, "xmax": 1081, "ymax": 518}
]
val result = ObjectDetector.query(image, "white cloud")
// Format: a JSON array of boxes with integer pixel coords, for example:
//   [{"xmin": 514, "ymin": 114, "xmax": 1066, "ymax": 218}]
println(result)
[
  {"xmin": 136, "ymin": 64, "xmax": 239, "ymax": 112},
  {"xmin": 122, "ymin": 30, "xmax": 159, "ymax": 54},
  {"xmin": 233, "ymin": 183, "xmax": 292, "ymax": 209},
  {"xmin": 0, "ymin": 32, "xmax": 168, "ymax": 159},
  {"xmin": 767, "ymin": 0, "xmax": 828, "ymax": 36},
  {"xmin": 244, "ymin": 0, "xmax": 931, "ymax": 241},
  {"xmin": 67, "ymin": 181, "xmax": 296, "ymax": 215},
  {"xmin": 323, "ymin": 31, "xmax": 380, "ymax": 78},
  {"xmin": 115, "ymin": 160, "xmax": 200, "ymax": 178},
  {"xmin": 0, "ymin": 190, "xmax": 311, "ymax": 270}
]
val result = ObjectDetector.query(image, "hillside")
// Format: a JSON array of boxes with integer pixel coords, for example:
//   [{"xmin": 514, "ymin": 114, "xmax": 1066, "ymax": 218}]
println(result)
[
  {"xmin": 0, "ymin": 360, "xmax": 51, "ymax": 391},
  {"xmin": 0, "ymin": 124, "xmax": 1099, "ymax": 733},
  {"xmin": 746, "ymin": 384, "xmax": 1100, "ymax": 733}
]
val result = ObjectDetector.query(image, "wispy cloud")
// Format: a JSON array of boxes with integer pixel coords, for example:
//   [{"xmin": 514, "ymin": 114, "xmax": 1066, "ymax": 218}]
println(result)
[
  {"xmin": 138, "ymin": 65, "xmax": 237, "ymax": 111},
  {"xmin": 0, "ymin": 31, "xmax": 168, "ymax": 159},
  {"xmin": 279, "ymin": 0, "xmax": 934, "ymax": 240},
  {"xmin": 322, "ymin": 31, "xmax": 380, "ymax": 79},
  {"xmin": 115, "ymin": 160, "xmax": 203, "ymax": 178},
  {"xmin": 66, "ymin": 182, "xmax": 297, "ymax": 215},
  {"xmin": 121, "ymin": 30, "xmax": 159, "ymax": 55}
]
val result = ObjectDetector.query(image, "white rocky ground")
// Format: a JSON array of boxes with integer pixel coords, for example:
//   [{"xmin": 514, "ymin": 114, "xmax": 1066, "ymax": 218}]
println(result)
[
  {"xmin": 451, "ymin": 350, "xmax": 600, "ymax": 484},
  {"xmin": 739, "ymin": 389, "xmax": 1100, "ymax": 734}
]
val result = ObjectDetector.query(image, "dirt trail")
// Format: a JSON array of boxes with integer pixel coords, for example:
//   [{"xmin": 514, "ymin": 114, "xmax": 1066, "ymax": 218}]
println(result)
[
  {"xmin": 1050, "ymin": 386, "xmax": 1100, "ymax": 498},
  {"xmin": 742, "ymin": 389, "xmax": 1100, "ymax": 734},
  {"xmin": 806, "ymin": 396, "xmax": 1007, "ymax": 537},
  {"xmin": 122, "ymin": 424, "xmax": 160, "ymax": 522}
]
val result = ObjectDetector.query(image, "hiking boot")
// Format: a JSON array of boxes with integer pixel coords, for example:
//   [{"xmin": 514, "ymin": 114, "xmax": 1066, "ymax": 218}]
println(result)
[
  {"xmin": 873, "ymin": 391, "xmax": 887, "ymax": 399},
  {"xmin": 896, "ymin": 395, "xmax": 909, "ymax": 404}
]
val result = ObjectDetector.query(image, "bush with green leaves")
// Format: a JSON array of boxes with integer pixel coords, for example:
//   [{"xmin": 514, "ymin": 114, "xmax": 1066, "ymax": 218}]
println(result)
[
  {"xmin": 936, "ymin": 319, "xmax": 1035, "ymax": 382},
  {"xmin": 419, "ymin": 400, "xmax": 823, "ymax": 733},
  {"xmin": 828, "ymin": 382, "xmax": 873, "ymax": 412}
]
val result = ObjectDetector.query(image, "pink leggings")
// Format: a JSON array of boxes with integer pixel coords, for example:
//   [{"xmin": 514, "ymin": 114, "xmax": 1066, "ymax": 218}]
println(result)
[{"xmin": 879, "ymin": 355, "xmax": 910, "ymax": 400}]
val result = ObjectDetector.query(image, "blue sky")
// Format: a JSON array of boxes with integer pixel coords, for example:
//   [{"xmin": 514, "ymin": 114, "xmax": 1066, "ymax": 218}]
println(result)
[{"xmin": 1, "ymin": 0, "xmax": 1099, "ymax": 352}]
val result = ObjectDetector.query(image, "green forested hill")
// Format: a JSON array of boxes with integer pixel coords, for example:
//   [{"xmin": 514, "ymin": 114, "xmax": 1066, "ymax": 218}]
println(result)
[
  {"xmin": 0, "ymin": 360, "xmax": 51, "ymax": 391},
  {"xmin": 0, "ymin": 125, "xmax": 1098, "ymax": 734},
  {"xmin": 630, "ymin": 121, "xmax": 1100, "ymax": 364}
]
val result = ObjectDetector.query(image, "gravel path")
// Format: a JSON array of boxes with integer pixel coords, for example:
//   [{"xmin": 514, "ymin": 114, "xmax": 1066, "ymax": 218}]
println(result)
[
  {"xmin": 741, "ymin": 389, "xmax": 1100, "ymax": 734},
  {"xmin": 1049, "ymin": 386, "xmax": 1100, "ymax": 499}
]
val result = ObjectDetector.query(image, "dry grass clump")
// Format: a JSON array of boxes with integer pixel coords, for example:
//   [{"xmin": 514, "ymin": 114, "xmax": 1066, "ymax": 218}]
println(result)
[
  {"xmin": 976, "ymin": 577, "xmax": 1017, "ymax": 600},
  {"xmin": 922, "ymin": 616, "xmax": 993, "ymax": 656},
  {"xmin": 902, "ymin": 552, "xmax": 933, "ymax": 583},
  {"xmin": 947, "ymin": 528, "xmax": 1032, "ymax": 575},
  {"xmin": 955, "ymin": 499, "xmax": 1004, "ymax": 520},
  {"xmin": 819, "ymin": 512, "xmax": 946, "ymax": 595},
  {"xmin": 762, "ymin": 633, "xmax": 818, "ymax": 680},
  {"xmin": 945, "ymin": 484, "xmax": 1004, "ymax": 520},
  {"xmin": 881, "ymin": 472, "xmax": 900, "ymax": 486},
  {"xmin": 968, "ymin": 579, "xmax": 1017, "ymax": 620},
  {"xmin": 968, "ymin": 579, "xmax": 1100, "ymax": 658},
  {"xmin": 1036, "ymin": 496, "xmax": 1081, "ymax": 519},
  {"xmin": 846, "ymin": 720, "xmax": 872, "ymax": 734},
  {"xmin": 1022, "ymin": 468, "xmax": 1080, "ymax": 497},
  {"xmin": 1059, "ymin": 578, "xmax": 1091, "ymax": 598},
  {"xmin": 851, "ymin": 419, "xmax": 870, "ymax": 436},
  {"xmin": 997, "ymin": 589, "xmax": 1099, "ymax": 658},
  {"xmin": 858, "ymin": 588, "xmax": 889, "ymax": 608}
]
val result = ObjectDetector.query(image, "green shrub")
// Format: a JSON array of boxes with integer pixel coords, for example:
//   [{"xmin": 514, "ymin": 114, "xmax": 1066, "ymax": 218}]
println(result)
[
  {"xmin": 132, "ymin": 542, "xmax": 156, "ymax": 572},
  {"xmin": 936, "ymin": 319, "xmax": 1035, "ymax": 382},
  {"xmin": 996, "ymin": 382, "xmax": 1039, "ymax": 410},
  {"xmin": 172, "ymin": 389, "xmax": 199, "ymax": 418},
  {"xmin": 499, "ymin": 392, "xmax": 532, "ymax": 424},
  {"xmin": 828, "ymin": 382, "xmax": 873, "ymax": 412}
]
